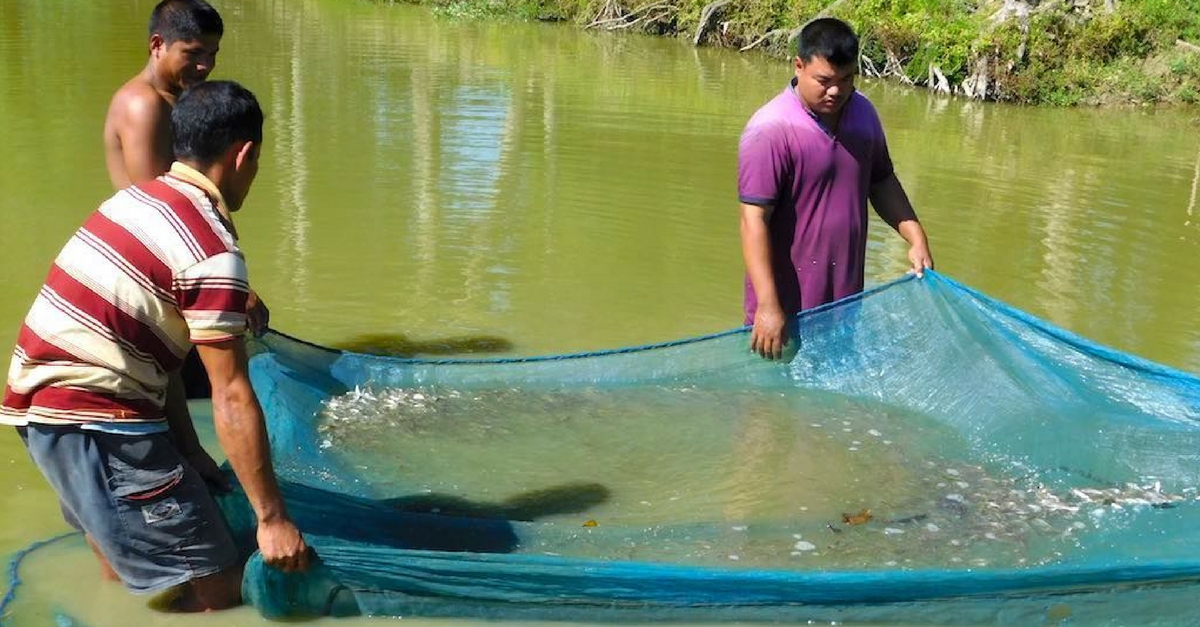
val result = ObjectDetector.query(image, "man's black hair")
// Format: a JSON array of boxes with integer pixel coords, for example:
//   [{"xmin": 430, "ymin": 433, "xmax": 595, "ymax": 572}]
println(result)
[
  {"xmin": 173, "ymin": 81, "xmax": 263, "ymax": 164},
  {"xmin": 796, "ymin": 18, "xmax": 859, "ymax": 67},
  {"xmin": 149, "ymin": 0, "xmax": 223, "ymax": 43}
]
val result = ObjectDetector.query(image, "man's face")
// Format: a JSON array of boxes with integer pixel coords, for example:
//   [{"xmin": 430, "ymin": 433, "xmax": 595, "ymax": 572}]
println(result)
[
  {"xmin": 794, "ymin": 55, "xmax": 856, "ymax": 117},
  {"xmin": 151, "ymin": 33, "xmax": 220, "ymax": 92}
]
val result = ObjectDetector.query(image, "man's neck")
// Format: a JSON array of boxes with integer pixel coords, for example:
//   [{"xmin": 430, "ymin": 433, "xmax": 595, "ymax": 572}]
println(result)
[
  {"xmin": 815, "ymin": 108, "xmax": 842, "ymax": 130},
  {"xmin": 141, "ymin": 65, "xmax": 180, "ymax": 106},
  {"xmin": 170, "ymin": 161, "xmax": 238, "ymax": 238},
  {"xmin": 176, "ymin": 160, "xmax": 222, "ymax": 191},
  {"xmin": 793, "ymin": 83, "xmax": 844, "ymax": 131}
]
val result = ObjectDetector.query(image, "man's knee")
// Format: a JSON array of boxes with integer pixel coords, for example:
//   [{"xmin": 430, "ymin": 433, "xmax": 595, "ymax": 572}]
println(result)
[
  {"xmin": 154, "ymin": 567, "xmax": 243, "ymax": 612},
  {"xmin": 190, "ymin": 567, "xmax": 243, "ymax": 610}
]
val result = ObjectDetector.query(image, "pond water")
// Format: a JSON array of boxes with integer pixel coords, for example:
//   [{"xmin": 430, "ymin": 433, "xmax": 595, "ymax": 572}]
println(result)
[{"xmin": 1, "ymin": 0, "xmax": 1198, "ymax": 624}]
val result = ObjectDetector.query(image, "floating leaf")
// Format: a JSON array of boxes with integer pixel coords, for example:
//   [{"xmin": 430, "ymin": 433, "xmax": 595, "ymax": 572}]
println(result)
[{"xmin": 841, "ymin": 509, "xmax": 872, "ymax": 525}]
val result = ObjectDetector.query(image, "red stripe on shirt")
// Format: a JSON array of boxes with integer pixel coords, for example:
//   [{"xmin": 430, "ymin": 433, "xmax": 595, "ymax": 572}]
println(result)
[
  {"xmin": 13, "ymin": 324, "xmax": 80, "ymax": 364},
  {"xmin": 124, "ymin": 185, "xmax": 206, "ymax": 262},
  {"xmin": 2, "ymin": 385, "xmax": 162, "ymax": 420},
  {"xmin": 43, "ymin": 265, "xmax": 182, "ymax": 369},
  {"xmin": 77, "ymin": 212, "xmax": 175, "ymax": 302},
  {"xmin": 177, "ymin": 285, "xmax": 249, "ymax": 314},
  {"xmin": 138, "ymin": 180, "xmax": 233, "ymax": 259},
  {"xmin": 1, "ymin": 384, "xmax": 31, "ymax": 411}
]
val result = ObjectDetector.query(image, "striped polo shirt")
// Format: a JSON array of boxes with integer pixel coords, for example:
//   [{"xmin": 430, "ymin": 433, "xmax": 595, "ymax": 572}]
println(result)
[{"xmin": 1, "ymin": 162, "xmax": 250, "ymax": 427}]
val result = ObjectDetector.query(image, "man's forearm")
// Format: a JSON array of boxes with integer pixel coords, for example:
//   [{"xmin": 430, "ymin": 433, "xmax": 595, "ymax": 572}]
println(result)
[
  {"xmin": 897, "ymin": 219, "xmax": 928, "ymax": 248},
  {"xmin": 211, "ymin": 379, "xmax": 288, "ymax": 524},
  {"xmin": 740, "ymin": 205, "xmax": 780, "ymax": 311}
]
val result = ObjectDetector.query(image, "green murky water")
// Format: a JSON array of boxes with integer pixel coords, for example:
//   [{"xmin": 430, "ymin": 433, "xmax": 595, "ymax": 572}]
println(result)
[{"xmin": 2, "ymin": 0, "xmax": 1199, "ymax": 624}]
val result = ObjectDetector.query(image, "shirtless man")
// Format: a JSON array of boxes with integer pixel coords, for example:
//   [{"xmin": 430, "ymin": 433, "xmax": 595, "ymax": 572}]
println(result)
[
  {"xmin": 105, "ymin": 0, "xmax": 267, "ymax": 344},
  {"xmin": 104, "ymin": 0, "xmax": 223, "ymax": 190}
]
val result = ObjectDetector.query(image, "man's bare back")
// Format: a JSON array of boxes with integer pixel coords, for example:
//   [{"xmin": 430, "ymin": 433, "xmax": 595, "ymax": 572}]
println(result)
[{"xmin": 103, "ymin": 72, "xmax": 176, "ymax": 190}]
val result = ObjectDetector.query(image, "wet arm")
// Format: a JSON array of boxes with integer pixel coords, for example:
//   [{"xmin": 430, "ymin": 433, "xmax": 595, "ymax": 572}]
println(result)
[
  {"xmin": 741, "ymin": 202, "xmax": 788, "ymax": 359},
  {"xmin": 870, "ymin": 173, "xmax": 918, "ymax": 232},
  {"xmin": 197, "ymin": 338, "xmax": 308, "ymax": 571},
  {"xmin": 870, "ymin": 174, "xmax": 933, "ymax": 273},
  {"xmin": 196, "ymin": 339, "xmax": 286, "ymax": 521},
  {"xmin": 740, "ymin": 203, "xmax": 779, "ymax": 312}
]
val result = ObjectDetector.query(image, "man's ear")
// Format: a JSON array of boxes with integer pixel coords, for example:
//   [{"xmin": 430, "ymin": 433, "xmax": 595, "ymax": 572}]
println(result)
[
  {"xmin": 233, "ymin": 141, "xmax": 256, "ymax": 171},
  {"xmin": 150, "ymin": 33, "xmax": 165, "ymax": 57}
]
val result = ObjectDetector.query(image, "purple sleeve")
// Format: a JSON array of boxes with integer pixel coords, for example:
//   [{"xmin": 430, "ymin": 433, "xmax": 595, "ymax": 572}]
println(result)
[
  {"xmin": 870, "ymin": 113, "xmax": 896, "ymax": 185},
  {"xmin": 738, "ymin": 123, "xmax": 788, "ymax": 207}
]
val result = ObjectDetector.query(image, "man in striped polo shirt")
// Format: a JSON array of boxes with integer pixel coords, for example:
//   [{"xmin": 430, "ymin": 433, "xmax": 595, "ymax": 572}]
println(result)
[{"xmin": 3, "ymin": 81, "xmax": 308, "ymax": 611}]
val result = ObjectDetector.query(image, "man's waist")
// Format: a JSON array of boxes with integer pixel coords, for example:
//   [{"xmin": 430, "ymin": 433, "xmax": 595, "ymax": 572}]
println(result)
[
  {"xmin": 8, "ymin": 416, "xmax": 170, "ymax": 435},
  {"xmin": 1, "ymin": 408, "xmax": 167, "ymax": 426},
  {"xmin": 2, "ymin": 386, "xmax": 166, "ymax": 425}
]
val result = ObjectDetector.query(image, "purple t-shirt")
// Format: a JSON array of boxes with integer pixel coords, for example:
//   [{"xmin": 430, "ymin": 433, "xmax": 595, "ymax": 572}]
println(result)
[{"xmin": 738, "ymin": 81, "xmax": 901, "ymax": 324}]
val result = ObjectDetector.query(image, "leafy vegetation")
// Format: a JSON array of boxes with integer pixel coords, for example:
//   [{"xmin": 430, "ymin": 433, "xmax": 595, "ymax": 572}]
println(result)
[{"xmin": 380, "ymin": 0, "xmax": 1200, "ymax": 106}]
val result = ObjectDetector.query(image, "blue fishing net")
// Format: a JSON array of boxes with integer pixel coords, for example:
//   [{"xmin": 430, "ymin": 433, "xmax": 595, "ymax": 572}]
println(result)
[{"xmin": 218, "ymin": 271, "xmax": 1200, "ymax": 623}]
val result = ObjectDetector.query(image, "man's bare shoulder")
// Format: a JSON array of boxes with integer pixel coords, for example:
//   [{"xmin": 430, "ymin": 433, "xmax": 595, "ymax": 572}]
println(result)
[
  {"xmin": 104, "ymin": 75, "xmax": 174, "ymax": 190},
  {"xmin": 106, "ymin": 77, "xmax": 170, "ymax": 127}
]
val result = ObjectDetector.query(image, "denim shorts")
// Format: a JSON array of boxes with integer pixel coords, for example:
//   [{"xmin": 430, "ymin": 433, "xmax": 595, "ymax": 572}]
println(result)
[{"xmin": 18, "ymin": 424, "xmax": 239, "ymax": 594}]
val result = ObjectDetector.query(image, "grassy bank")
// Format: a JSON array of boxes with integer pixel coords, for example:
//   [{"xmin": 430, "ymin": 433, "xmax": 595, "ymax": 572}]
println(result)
[{"xmin": 385, "ymin": 0, "xmax": 1200, "ymax": 106}]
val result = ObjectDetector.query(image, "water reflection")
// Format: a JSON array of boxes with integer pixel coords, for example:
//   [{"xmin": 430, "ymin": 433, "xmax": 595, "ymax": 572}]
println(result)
[
  {"xmin": 333, "ymin": 332, "xmax": 512, "ymax": 357},
  {"xmin": 1188, "ymin": 144, "xmax": 1199, "ymax": 219},
  {"xmin": 275, "ymin": 22, "xmax": 312, "ymax": 310},
  {"xmin": 410, "ymin": 64, "xmax": 440, "ymax": 306},
  {"xmin": 442, "ymin": 84, "xmax": 509, "ymax": 216},
  {"xmin": 876, "ymin": 87, "xmax": 1200, "ymax": 368},
  {"xmin": 216, "ymin": 0, "xmax": 1200, "ymax": 369},
  {"xmin": 3, "ymin": 0, "xmax": 1200, "ymax": 622}
]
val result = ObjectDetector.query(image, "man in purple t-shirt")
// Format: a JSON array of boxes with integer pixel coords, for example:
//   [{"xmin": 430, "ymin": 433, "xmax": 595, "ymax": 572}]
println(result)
[{"xmin": 738, "ymin": 17, "xmax": 934, "ymax": 360}]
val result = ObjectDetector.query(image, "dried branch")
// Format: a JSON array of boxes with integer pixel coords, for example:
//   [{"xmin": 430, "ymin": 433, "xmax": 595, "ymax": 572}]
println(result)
[
  {"xmin": 586, "ymin": 1, "xmax": 671, "ymax": 30},
  {"xmin": 739, "ymin": 28, "xmax": 788, "ymax": 52},
  {"xmin": 1178, "ymin": 39, "xmax": 1200, "ymax": 54},
  {"xmin": 693, "ymin": 0, "xmax": 731, "ymax": 46},
  {"xmin": 928, "ymin": 64, "xmax": 951, "ymax": 94}
]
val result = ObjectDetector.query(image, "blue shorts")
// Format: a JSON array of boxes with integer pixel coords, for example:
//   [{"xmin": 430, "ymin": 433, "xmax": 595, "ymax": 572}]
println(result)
[{"xmin": 18, "ymin": 424, "xmax": 239, "ymax": 594}]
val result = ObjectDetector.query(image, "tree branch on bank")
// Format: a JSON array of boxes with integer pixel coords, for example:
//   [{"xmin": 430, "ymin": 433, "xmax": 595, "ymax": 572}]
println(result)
[
  {"xmin": 862, "ymin": 54, "xmax": 887, "ymax": 79},
  {"xmin": 588, "ymin": 0, "xmax": 626, "ymax": 27},
  {"xmin": 586, "ymin": 1, "xmax": 674, "ymax": 30},
  {"xmin": 693, "ymin": 0, "xmax": 731, "ymax": 46},
  {"xmin": 928, "ymin": 64, "xmax": 951, "ymax": 94},
  {"xmin": 739, "ymin": 28, "xmax": 788, "ymax": 52},
  {"xmin": 960, "ymin": 57, "xmax": 991, "ymax": 100}
]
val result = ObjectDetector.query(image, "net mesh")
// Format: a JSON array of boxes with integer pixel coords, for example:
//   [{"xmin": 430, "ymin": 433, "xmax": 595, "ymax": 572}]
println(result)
[{"xmin": 220, "ymin": 271, "xmax": 1200, "ymax": 622}]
